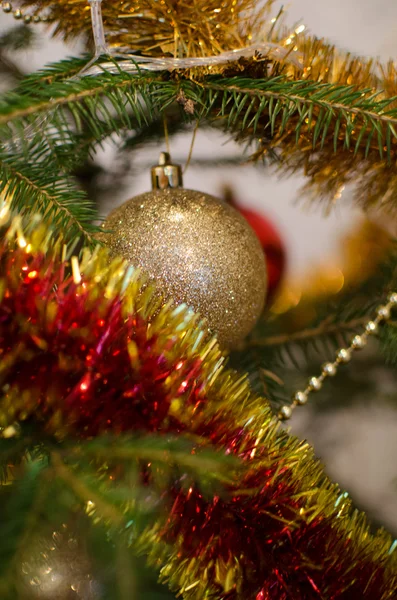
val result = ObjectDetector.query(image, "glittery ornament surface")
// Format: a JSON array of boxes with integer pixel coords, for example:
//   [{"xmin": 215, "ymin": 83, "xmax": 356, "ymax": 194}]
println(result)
[
  {"xmin": 0, "ymin": 219, "xmax": 396, "ymax": 599},
  {"xmin": 100, "ymin": 188, "xmax": 267, "ymax": 347},
  {"xmin": 18, "ymin": 523, "xmax": 100, "ymax": 599}
]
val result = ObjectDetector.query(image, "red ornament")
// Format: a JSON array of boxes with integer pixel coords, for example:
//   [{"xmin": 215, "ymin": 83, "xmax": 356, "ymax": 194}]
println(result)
[{"xmin": 224, "ymin": 187, "xmax": 286, "ymax": 302}]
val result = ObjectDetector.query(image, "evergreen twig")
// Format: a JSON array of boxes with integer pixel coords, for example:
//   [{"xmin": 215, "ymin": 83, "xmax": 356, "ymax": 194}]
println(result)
[
  {"xmin": 50, "ymin": 451, "xmax": 125, "ymax": 525},
  {"xmin": 193, "ymin": 76, "xmax": 397, "ymax": 163},
  {"xmin": 2, "ymin": 56, "xmax": 397, "ymax": 237},
  {"xmin": 243, "ymin": 316, "xmax": 368, "ymax": 349},
  {"xmin": 0, "ymin": 138, "xmax": 100, "ymax": 245},
  {"xmin": 0, "ymin": 458, "xmax": 48, "ymax": 597}
]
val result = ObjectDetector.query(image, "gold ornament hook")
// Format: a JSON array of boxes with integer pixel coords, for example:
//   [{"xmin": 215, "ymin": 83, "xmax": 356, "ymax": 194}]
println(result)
[{"xmin": 151, "ymin": 152, "xmax": 183, "ymax": 190}]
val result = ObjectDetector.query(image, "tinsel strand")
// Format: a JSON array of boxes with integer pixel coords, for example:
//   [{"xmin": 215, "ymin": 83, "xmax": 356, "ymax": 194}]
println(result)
[{"xmin": 0, "ymin": 217, "xmax": 396, "ymax": 599}]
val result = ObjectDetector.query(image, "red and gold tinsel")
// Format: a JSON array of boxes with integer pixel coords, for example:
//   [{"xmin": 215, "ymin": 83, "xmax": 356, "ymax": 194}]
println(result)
[{"xmin": 0, "ymin": 218, "xmax": 396, "ymax": 599}]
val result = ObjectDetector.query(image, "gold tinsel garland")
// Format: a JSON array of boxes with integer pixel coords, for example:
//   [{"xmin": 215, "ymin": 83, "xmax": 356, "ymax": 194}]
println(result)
[
  {"xmin": 16, "ymin": 0, "xmax": 397, "ymax": 95},
  {"xmin": 20, "ymin": 0, "xmax": 271, "ymax": 56},
  {"xmin": 0, "ymin": 215, "xmax": 396, "ymax": 598}
]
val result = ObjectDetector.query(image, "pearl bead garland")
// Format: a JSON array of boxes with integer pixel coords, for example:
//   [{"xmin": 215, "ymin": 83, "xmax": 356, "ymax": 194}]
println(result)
[
  {"xmin": 0, "ymin": 2, "xmax": 48, "ymax": 24},
  {"xmin": 278, "ymin": 292, "xmax": 397, "ymax": 420}
]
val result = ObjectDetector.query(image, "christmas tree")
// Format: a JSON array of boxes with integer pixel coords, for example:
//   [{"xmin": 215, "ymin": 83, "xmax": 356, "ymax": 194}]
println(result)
[{"xmin": 0, "ymin": 1, "xmax": 396, "ymax": 598}]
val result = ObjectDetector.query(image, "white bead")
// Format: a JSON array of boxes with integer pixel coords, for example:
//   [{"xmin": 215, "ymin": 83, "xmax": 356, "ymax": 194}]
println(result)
[
  {"xmin": 337, "ymin": 348, "xmax": 351, "ymax": 363},
  {"xmin": 309, "ymin": 376, "xmax": 322, "ymax": 391},
  {"xmin": 377, "ymin": 306, "xmax": 391, "ymax": 320},
  {"xmin": 388, "ymin": 292, "xmax": 397, "ymax": 305},
  {"xmin": 322, "ymin": 362, "xmax": 337, "ymax": 376},
  {"xmin": 279, "ymin": 405, "xmax": 292, "ymax": 420},
  {"xmin": 294, "ymin": 391, "xmax": 308, "ymax": 405},
  {"xmin": 365, "ymin": 321, "xmax": 378, "ymax": 334},
  {"xmin": 351, "ymin": 335, "xmax": 367, "ymax": 350}
]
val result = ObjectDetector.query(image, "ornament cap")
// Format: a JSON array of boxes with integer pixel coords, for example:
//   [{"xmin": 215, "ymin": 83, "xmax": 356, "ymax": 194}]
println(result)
[{"xmin": 151, "ymin": 152, "xmax": 183, "ymax": 190}]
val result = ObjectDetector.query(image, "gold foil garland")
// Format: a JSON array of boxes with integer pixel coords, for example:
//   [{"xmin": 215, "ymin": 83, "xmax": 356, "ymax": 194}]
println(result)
[{"xmin": 18, "ymin": 0, "xmax": 272, "ymax": 57}]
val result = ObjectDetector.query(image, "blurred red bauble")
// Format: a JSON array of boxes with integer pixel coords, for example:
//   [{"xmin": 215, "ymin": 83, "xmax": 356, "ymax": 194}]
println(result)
[{"xmin": 224, "ymin": 187, "xmax": 286, "ymax": 302}]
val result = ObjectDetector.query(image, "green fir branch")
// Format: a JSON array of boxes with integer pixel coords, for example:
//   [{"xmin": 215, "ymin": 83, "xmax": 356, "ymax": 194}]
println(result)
[
  {"xmin": 63, "ymin": 433, "xmax": 239, "ymax": 507},
  {"xmin": 0, "ymin": 25, "xmax": 36, "ymax": 52},
  {"xmin": 0, "ymin": 436, "xmax": 31, "ymax": 484},
  {"xmin": 2, "ymin": 59, "xmax": 397, "ymax": 164},
  {"xmin": 0, "ymin": 61, "xmax": 160, "ymax": 143},
  {"xmin": 228, "ymin": 346, "xmax": 286, "ymax": 407},
  {"xmin": 69, "ymin": 434, "xmax": 238, "ymax": 485},
  {"xmin": 0, "ymin": 433, "xmax": 237, "ymax": 597},
  {"xmin": 3, "ymin": 58, "xmax": 397, "ymax": 226},
  {"xmin": 231, "ymin": 246, "xmax": 397, "ymax": 406},
  {"xmin": 0, "ymin": 138, "xmax": 100, "ymax": 245},
  {"xmin": 50, "ymin": 451, "xmax": 127, "ymax": 526},
  {"xmin": 0, "ymin": 26, "xmax": 36, "ymax": 84},
  {"xmin": 0, "ymin": 458, "xmax": 48, "ymax": 598},
  {"xmin": 49, "ymin": 434, "xmax": 236, "ymax": 528},
  {"xmin": 190, "ymin": 76, "xmax": 397, "ymax": 162},
  {"xmin": 16, "ymin": 55, "xmax": 91, "ymax": 88},
  {"xmin": 380, "ymin": 321, "xmax": 397, "ymax": 365},
  {"xmin": 242, "ymin": 308, "xmax": 370, "ymax": 377},
  {"xmin": 246, "ymin": 316, "xmax": 368, "ymax": 349}
]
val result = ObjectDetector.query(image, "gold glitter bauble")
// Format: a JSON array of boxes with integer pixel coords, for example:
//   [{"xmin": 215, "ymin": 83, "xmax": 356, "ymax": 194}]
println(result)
[
  {"xmin": 17, "ymin": 523, "xmax": 101, "ymax": 599},
  {"xmin": 101, "ymin": 186, "xmax": 267, "ymax": 347}
]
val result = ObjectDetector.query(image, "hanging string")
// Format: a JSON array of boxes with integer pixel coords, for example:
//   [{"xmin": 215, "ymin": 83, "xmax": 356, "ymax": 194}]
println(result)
[
  {"xmin": 0, "ymin": 1, "xmax": 300, "ymax": 146},
  {"xmin": 183, "ymin": 120, "xmax": 200, "ymax": 174},
  {"xmin": 81, "ymin": 41, "xmax": 301, "ymax": 78},
  {"xmin": 88, "ymin": 0, "xmax": 108, "ymax": 56},
  {"xmin": 163, "ymin": 114, "xmax": 171, "ymax": 156},
  {"xmin": 84, "ymin": 0, "xmax": 301, "ymax": 76}
]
